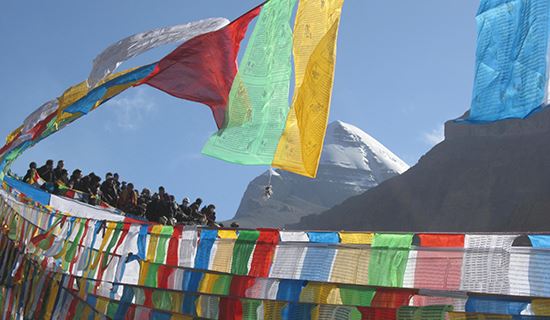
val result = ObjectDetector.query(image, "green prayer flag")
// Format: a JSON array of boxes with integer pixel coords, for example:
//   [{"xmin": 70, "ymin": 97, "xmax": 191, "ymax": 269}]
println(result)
[
  {"xmin": 155, "ymin": 226, "xmax": 174, "ymax": 264},
  {"xmin": 74, "ymin": 300, "xmax": 85, "ymax": 318},
  {"xmin": 231, "ymin": 230, "xmax": 260, "ymax": 275},
  {"xmin": 65, "ymin": 220, "xmax": 85, "ymax": 264},
  {"xmin": 339, "ymin": 285, "xmax": 376, "ymax": 307},
  {"xmin": 106, "ymin": 300, "xmax": 120, "ymax": 319},
  {"xmin": 212, "ymin": 275, "xmax": 233, "ymax": 295},
  {"xmin": 349, "ymin": 307, "xmax": 363, "ymax": 320},
  {"xmin": 153, "ymin": 290, "xmax": 174, "ymax": 311},
  {"xmin": 397, "ymin": 305, "xmax": 453, "ymax": 320},
  {"xmin": 368, "ymin": 233, "xmax": 413, "ymax": 287},
  {"xmin": 242, "ymin": 299, "xmax": 262, "ymax": 320},
  {"xmin": 8, "ymin": 216, "xmax": 18, "ymax": 241},
  {"xmin": 100, "ymin": 222, "xmax": 124, "ymax": 270},
  {"xmin": 145, "ymin": 263, "xmax": 160, "ymax": 287},
  {"xmin": 202, "ymin": 0, "xmax": 297, "ymax": 164}
]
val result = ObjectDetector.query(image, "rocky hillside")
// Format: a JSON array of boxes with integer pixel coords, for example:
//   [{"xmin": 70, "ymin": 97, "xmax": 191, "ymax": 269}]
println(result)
[{"xmin": 291, "ymin": 108, "xmax": 550, "ymax": 232}]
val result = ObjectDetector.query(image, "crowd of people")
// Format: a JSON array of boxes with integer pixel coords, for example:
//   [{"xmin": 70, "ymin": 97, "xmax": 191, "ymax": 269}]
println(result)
[{"xmin": 21, "ymin": 160, "xmax": 226, "ymax": 227}]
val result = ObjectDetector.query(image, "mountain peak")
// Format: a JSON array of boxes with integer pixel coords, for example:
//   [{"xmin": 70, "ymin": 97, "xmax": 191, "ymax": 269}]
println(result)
[
  {"xmin": 227, "ymin": 120, "xmax": 409, "ymax": 228},
  {"xmin": 322, "ymin": 121, "xmax": 409, "ymax": 181}
]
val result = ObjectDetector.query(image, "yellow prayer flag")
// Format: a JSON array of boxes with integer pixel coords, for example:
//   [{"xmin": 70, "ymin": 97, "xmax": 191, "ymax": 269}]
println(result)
[
  {"xmin": 447, "ymin": 312, "xmax": 512, "ymax": 320},
  {"xmin": 210, "ymin": 240, "xmax": 235, "ymax": 273},
  {"xmin": 218, "ymin": 230, "xmax": 238, "ymax": 239},
  {"xmin": 263, "ymin": 301, "xmax": 286, "ymax": 320},
  {"xmin": 56, "ymin": 67, "xmax": 139, "ymax": 122},
  {"xmin": 299, "ymin": 282, "xmax": 337, "ymax": 304},
  {"xmin": 57, "ymin": 82, "xmax": 89, "ymax": 119},
  {"xmin": 138, "ymin": 261, "xmax": 149, "ymax": 287},
  {"xmin": 5, "ymin": 125, "xmax": 22, "ymax": 144},
  {"xmin": 273, "ymin": 0, "xmax": 344, "ymax": 177},
  {"xmin": 301, "ymin": 283, "xmax": 340, "ymax": 320},
  {"xmin": 44, "ymin": 274, "xmax": 61, "ymax": 319},
  {"xmin": 87, "ymin": 224, "xmax": 115, "ymax": 275},
  {"xmin": 339, "ymin": 232, "xmax": 374, "ymax": 244},
  {"xmin": 532, "ymin": 299, "xmax": 550, "ymax": 316},
  {"xmin": 146, "ymin": 225, "xmax": 164, "ymax": 261},
  {"xmin": 199, "ymin": 273, "xmax": 220, "ymax": 294}
]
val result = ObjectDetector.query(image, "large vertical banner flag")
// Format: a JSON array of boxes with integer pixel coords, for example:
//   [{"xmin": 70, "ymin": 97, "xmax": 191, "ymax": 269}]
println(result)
[
  {"xmin": 273, "ymin": 0, "xmax": 345, "ymax": 177},
  {"xmin": 141, "ymin": 5, "xmax": 263, "ymax": 129},
  {"xmin": 202, "ymin": 0, "xmax": 297, "ymax": 165},
  {"xmin": 469, "ymin": 0, "xmax": 550, "ymax": 121}
]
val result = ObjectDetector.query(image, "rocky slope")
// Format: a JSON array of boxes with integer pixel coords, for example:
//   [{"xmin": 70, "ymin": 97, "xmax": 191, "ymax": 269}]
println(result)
[{"xmin": 291, "ymin": 108, "xmax": 550, "ymax": 232}]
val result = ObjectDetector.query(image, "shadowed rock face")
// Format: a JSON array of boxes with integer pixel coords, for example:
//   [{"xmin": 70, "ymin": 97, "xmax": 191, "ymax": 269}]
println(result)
[
  {"xmin": 290, "ymin": 108, "xmax": 550, "ymax": 232},
  {"xmin": 226, "ymin": 121, "xmax": 409, "ymax": 228}
]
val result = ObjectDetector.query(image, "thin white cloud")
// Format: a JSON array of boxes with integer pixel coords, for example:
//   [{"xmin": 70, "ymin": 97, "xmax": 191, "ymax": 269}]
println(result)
[
  {"xmin": 422, "ymin": 125, "xmax": 444, "ymax": 146},
  {"xmin": 105, "ymin": 88, "xmax": 156, "ymax": 130}
]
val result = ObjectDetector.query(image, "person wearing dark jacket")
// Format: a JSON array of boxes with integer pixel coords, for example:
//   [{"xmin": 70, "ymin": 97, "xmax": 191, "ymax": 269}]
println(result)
[
  {"xmin": 75, "ymin": 175, "xmax": 90, "ymax": 193},
  {"xmin": 68, "ymin": 169, "xmax": 82, "ymax": 189},
  {"xmin": 188, "ymin": 202, "xmax": 202, "ymax": 224},
  {"xmin": 180, "ymin": 197, "xmax": 190, "ymax": 215},
  {"xmin": 88, "ymin": 173, "xmax": 101, "ymax": 196},
  {"xmin": 145, "ymin": 194, "xmax": 161, "ymax": 222},
  {"xmin": 158, "ymin": 186, "xmax": 169, "ymax": 202},
  {"xmin": 113, "ymin": 173, "xmax": 121, "ymax": 194},
  {"xmin": 53, "ymin": 170, "xmax": 69, "ymax": 195},
  {"xmin": 37, "ymin": 160, "xmax": 54, "ymax": 183},
  {"xmin": 201, "ymin": 204, "xmax": 217, "ymax": 226},
  {"xmin": 190, "ymin": 198, "xmax": 203, "ymax": 211},
  {"xmin": 100, "ymin": 173, "xmax": 118, "ymax": 206},
  {"xmin": 53, "ymin": 160, "xmax": 65, "ymax": 181},
  {"xmin": 55, "ymin": 169, "xmax": 69, "ymax": 186}
]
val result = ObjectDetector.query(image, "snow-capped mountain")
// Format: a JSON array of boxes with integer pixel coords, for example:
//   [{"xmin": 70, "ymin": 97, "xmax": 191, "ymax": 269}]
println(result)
[{"xmin": 226, "ymin": 121, "xmax": 409, "ymax": 228}]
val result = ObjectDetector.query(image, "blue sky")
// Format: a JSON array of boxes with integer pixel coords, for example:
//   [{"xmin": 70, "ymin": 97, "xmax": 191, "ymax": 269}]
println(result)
[{"xmin": 0, "ymin": 0, "xmax": 479, "ymax": 220}]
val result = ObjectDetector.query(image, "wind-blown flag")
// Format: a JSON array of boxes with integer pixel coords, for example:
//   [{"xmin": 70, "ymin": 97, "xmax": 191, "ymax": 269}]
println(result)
[
  {"xmin": 140, "ymin": 4, "xmax": 264, "ymax": 129},
  {"xmin": 202, "ymin": 0, "xmax": 344, "ymax": 177},
  {"xmin": 273, "ymin": 0, "xmax": 345, "ymax": 177},
  {"xmin": 202, "ymin": 0, "xmax": 297, "ymax": 165},
  {"xmin": 469, "ymin": 0, "xmax": 550, "ymax": 121},
  {"xmin": 87, "ymin": 18, "xmax": 230, "ymax": 88}
]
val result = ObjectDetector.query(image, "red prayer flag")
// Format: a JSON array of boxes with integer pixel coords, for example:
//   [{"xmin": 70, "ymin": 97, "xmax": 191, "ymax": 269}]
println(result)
[
  {"xmin": 30, "ymin": 216, "xmax": 66, "ymax": 249},
  {"xmin": 249, "ymin": 229, "xmax": 279, "ymax": 277},
  {"xmin": 142, "ymin": 4, "xmax": 263, "ymax": 129},
  {"xmin": 358, "ymin": 307, "xmax": 397, "ymax": 320},
  {"xmin": 166, "ymin": 225, "xmax": 183, "ymax": 266},
  {"xmin": 29, "ymin": 112, "xmax": 56, "ymax": 140},
  {"xmin": 125, "ymin": 305, "xmax": 136, "ymax": 320},
  {"xmin": 370, "ymin": 288, "xmax": 415, "ymax": 308},
  {"xmin": 66, "ymin": 294, "xmax": 79, "ymax": 319},
  {"xmin": 414, "ymin": 234, "xmax": 464, "ymax": 291},
  {"xmin": 219, "ymin": 297, "xmax": 243, "ymax": 320},
  {"xmin": 143, "ymin": 288, "xmax": 154, "ymax": 308},
  {"xmin": 417, "ymin": 234, "xmax": 465, "ymax": 247},
  {"xmin": 229, "ymin": 275, "xmax": 256, "ymax": 297},
  {"xmin": 157, "ymin": 264, "xmax": 172, "ymax": 289}
]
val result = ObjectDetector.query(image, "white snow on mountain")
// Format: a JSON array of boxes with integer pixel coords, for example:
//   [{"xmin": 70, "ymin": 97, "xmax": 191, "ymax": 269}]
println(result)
[{"xmin": 226, "ymin": 121, "xmax": 409, "ymax": 228}]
